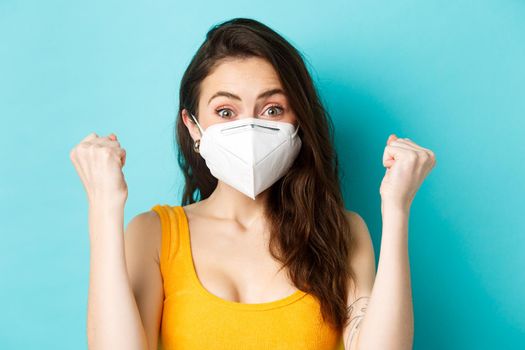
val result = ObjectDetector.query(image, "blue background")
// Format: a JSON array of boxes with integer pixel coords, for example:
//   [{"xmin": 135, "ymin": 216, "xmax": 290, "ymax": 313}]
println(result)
[{"xmin": 1, "ymin": 0, "xmax": 523, "ymax": 349}]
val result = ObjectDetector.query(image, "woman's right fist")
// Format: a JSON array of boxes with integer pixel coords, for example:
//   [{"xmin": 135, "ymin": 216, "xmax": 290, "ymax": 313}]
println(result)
[{"xmin": 70, "ymin": 132, "xmax": 128, "ymax": 205}]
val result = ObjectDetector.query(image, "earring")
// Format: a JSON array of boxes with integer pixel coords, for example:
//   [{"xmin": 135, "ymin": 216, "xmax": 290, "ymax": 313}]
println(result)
[{"xmin": 193, "ymin": 139, "xmax": 200, "ymax": 153}]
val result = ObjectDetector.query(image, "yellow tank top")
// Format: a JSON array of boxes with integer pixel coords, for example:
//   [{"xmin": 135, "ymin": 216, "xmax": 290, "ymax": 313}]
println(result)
[{"xmin": 151, "ymin": 204, "xmax": 344, "ymax": 350}]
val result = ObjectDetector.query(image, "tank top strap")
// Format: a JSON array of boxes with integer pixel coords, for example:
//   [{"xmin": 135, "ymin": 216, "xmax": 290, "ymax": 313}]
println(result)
[{"xmin": 150, "ymin": 204, "xmax": 185, "ymax": 276}]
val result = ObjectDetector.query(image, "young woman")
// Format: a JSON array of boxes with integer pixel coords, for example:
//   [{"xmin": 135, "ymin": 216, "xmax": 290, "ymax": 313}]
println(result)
[{"xmin": 70, "ymin": 18, "xmax": 436, "ymax": 350}]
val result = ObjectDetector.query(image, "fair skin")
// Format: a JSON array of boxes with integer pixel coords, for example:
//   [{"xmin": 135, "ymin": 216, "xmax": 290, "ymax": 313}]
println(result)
[{"xmin": 70, "ymin": 56, "xmax": 435, "ymax": 350}]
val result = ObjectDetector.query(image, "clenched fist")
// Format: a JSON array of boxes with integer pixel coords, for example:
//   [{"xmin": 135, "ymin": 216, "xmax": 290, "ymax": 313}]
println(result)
[
  {"xmin": 380, "ymin": 134, "xmax": 437, "ymax": 212},
  {"xmin": 70, "ymin": 132, "xmax": 128, "ymax": 205}
]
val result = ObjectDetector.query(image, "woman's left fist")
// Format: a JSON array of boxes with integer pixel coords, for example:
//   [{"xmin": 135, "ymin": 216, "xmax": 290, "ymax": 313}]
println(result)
[{"xmin": 379, "ymin": 134, "xmax": 437, "ymax": 211}]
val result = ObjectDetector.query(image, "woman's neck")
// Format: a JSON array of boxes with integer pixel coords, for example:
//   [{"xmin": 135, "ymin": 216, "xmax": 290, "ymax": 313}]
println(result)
[{"xmin": 201, "ymin": 180, "xmax": 269, "ymax": 228}]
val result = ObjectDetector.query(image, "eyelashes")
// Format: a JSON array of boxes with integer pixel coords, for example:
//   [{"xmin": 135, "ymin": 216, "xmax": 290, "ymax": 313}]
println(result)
[
  {"xmin": 264, "ymin": 104, "xmax": 285, "ymax": 116},
  {"xmin": 215, "ymin": 104, "xmax": 285, "ymax": 118}
]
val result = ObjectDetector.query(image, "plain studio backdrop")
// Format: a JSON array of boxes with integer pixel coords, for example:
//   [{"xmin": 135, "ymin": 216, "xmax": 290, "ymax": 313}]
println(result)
[{"xmin": 0, "ymin": 0, "xmax": 524, "ymax": 349}]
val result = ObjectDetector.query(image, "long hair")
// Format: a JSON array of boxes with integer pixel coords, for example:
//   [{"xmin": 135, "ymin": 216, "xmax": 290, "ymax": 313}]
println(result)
[{"xmin": 175, "ymin": 17, "xmax": 357, "ymax": 333}]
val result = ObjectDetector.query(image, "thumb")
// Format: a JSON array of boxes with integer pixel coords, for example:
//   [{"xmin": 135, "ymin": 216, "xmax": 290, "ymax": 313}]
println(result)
[
  {"xmin": 383, "ymin": 134, "xmax": 399, "ymax": 168},
  {"xmin": 387, "ymin": 133, "xmax": 398, "ymax": 145}
]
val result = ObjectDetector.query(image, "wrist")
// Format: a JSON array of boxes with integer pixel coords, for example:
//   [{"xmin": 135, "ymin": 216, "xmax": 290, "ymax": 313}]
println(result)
[
  {"xmin": 381, "ymin": 199, "xmax": 411, "ymax": 215},
  {"xmin": 88, "ymin": 193, "xmax": 126, "ymax": 211},
  {"xmin": 88, "ymin": 201, "xmax": 125, "ymax": 244}
]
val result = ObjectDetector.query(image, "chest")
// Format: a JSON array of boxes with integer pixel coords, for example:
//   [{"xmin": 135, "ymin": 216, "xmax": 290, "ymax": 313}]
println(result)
[{"xmin": 187, "ymin": 217, "xmax": 298, "ymax": 304}]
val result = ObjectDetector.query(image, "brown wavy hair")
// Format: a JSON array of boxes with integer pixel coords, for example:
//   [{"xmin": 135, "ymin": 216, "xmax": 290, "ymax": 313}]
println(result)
[{"xmin": 175, "ymin": 17, "xmax": 357, "ymax": 333}]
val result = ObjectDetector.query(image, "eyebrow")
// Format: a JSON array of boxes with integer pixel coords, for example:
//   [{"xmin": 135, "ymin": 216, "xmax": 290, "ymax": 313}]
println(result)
[{"xmin": 207, "ymin": 88, "xmax": 286, "ymax": 105}]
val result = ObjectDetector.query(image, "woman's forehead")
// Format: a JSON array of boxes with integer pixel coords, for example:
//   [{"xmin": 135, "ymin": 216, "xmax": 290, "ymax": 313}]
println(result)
[{"xmin": 201, "ymin": 57, "xmax": 283, "ymax": 95}]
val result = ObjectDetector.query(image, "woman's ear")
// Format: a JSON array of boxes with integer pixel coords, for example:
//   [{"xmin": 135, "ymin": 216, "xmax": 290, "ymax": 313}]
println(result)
[{"xmin": 181, "ymin": 108, "xmax": 202, "ymax": 141}]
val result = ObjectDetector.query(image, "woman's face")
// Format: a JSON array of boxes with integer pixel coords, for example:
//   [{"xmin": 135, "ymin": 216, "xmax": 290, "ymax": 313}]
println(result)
[{"xmin": 182, "ymin": 56, "xmax": 298, "ymax": 141}]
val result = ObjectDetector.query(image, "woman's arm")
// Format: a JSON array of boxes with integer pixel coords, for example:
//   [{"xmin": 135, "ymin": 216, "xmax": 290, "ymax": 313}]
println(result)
[
  {"xmin": 70, "ymin": 132, "xmax": 152, "ymax": 349},
  {"xmin": 351, "ymin": 203, "xmax": 413, "ymax": 350},
  {"xmin": 86, "ymin": 200, "xmax": 149, "ymax": 350},
  {"xmin": 347, "ymin": 133, "xmax": 435, "ymax": 350}
]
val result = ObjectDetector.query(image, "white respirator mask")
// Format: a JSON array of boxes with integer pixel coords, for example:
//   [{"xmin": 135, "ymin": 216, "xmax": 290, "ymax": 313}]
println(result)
[{"xmin": 189, "ymin": 113, "xmax": 302, "ymax": 200}]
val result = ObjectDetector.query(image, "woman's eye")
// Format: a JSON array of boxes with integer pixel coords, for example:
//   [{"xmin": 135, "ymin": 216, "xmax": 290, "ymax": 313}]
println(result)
[
  {"xmin": 215, "ymin": 105, "xmax": 284, "ymax": 118},
  {"xmin": 264, "ymin": 105, "xmax": 284, "ymax": 117},
  {"xmin": 216, "ymin": 108, "xmax": 234, "ymax": 118}
]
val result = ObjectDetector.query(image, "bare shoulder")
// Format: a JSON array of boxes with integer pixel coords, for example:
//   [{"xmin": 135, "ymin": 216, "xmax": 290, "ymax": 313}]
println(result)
[
  {"xmin": 123, "ymin": 209, "xmax": 164, "ymax": 350},
  {"xmin": 343, "ymin": 209, "xmax": 376, "ymax": 297},
  {"xmin": 124, "ymin": 210, "xmax": 162, "ymax": 264},
  {"xmin": 344, "ymin": 211, "xmax": 373, "ymax": 253},
  {"xmin": 338, "ymin": 210, "xmax": 376, "ymax": 349},
  {"xmin": 344, "ymin": 210, "xmax": 370, "ymax": 242}
]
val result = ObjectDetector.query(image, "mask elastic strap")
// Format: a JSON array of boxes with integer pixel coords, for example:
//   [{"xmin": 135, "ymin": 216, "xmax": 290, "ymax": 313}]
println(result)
[
  {"xmin": 292, "ymin": 123, "xmax": 300, "ymax": 138},
  {"xmin": 189, "ymin": 113, "xmax": 204, "ymax": 136}
]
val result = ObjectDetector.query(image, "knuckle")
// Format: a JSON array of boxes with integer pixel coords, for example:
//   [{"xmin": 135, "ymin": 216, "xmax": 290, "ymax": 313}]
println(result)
[
  {"xmin": 100, "ymin": 147, "xmax": 112, "ymax": 156},
  {"xmin": 76, "ymin": 144, "xmax": 89, "ymax": 155},
  {"xmin": 419, "ymin": 151, "xmax": 430, "ymax": 161},
  {"xmin": 407, "ymin": 152, "xmax": 418, "ymax": 162}
]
